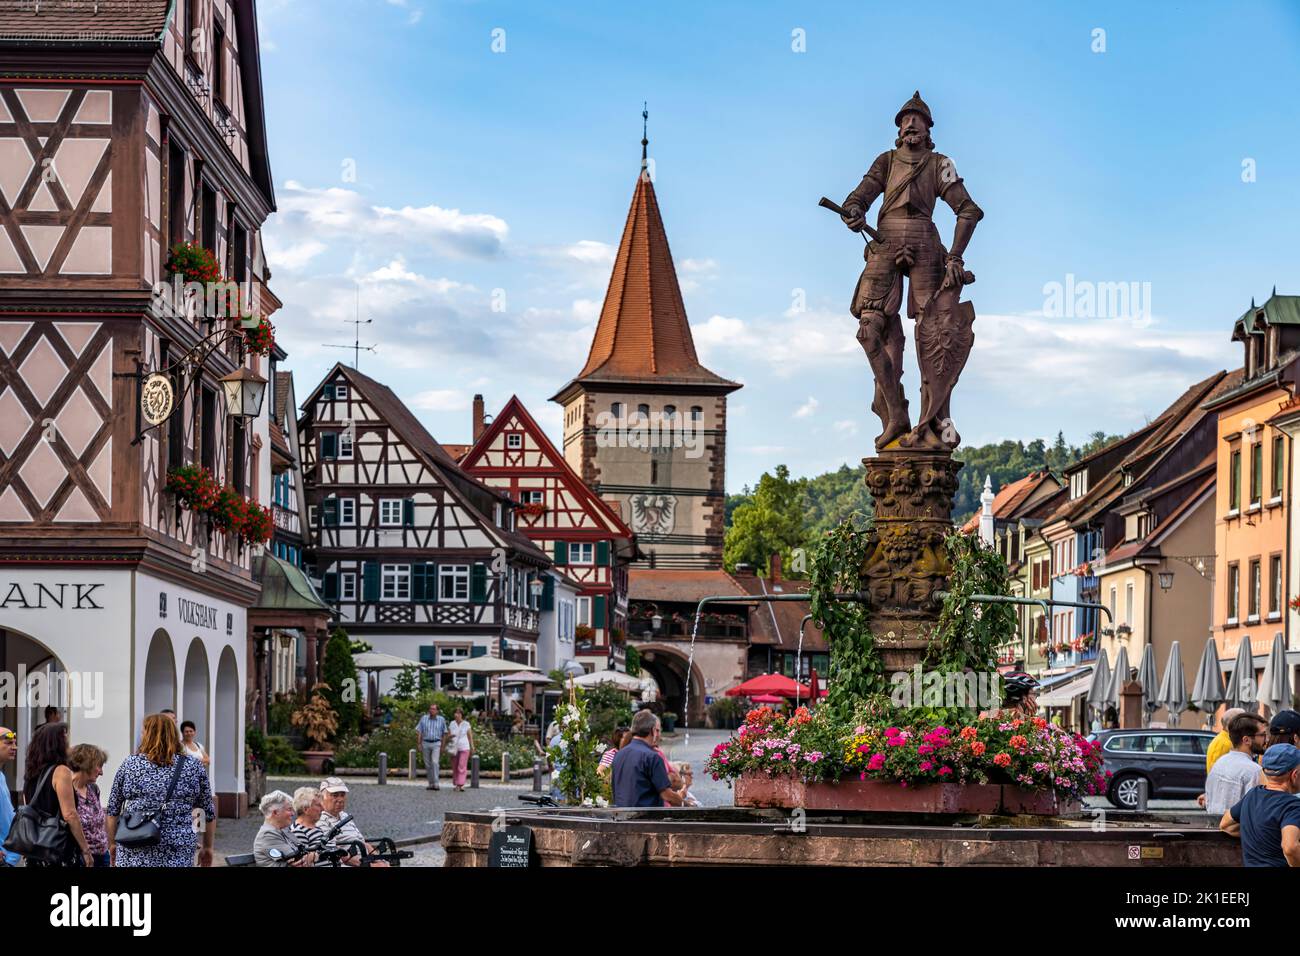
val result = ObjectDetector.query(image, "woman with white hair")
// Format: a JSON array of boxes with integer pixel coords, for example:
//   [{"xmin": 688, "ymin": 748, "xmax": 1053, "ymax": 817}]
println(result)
[
  {"xmin": 289, "ymin": 786, "xmax": 326, "ymax": 854},
  {"xmin": 253, "ymin": 790, "xmax": 316, "ymax": 867}
]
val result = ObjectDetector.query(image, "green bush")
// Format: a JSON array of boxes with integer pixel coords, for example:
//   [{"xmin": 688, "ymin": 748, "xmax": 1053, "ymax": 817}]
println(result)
[
  {"xmin": 321, "ymin": 628, "xmax": 362, "ymax": 738},
  {"xmin": 624, "ymin": 644, "xmax": 641, "ymax": 677},
  {"xmin": 708, "ymin": 696, "xmax": 746, "ymax": 728},
  {"xmin": 583, "ymin": 683, "xmax": 634, "ymax": 741},
  {"xmin": 263, "ymin": 735, "xmax": 307, "ymax": 774},
  {"xmin": 267, "ymin": 693, "xmax": 301, "ymax": 736}
]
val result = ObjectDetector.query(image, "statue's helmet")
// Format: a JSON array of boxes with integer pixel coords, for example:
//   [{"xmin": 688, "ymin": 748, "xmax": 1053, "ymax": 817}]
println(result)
[{"xmin": 894, "ymin": 90, "xmax": 934, "ymax": 129}]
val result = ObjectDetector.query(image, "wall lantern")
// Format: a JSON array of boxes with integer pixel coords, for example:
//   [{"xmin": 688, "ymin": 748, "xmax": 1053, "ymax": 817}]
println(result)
[
  {"xmin": 219, "ymin": 366, "xmax": 268, "ymax": 419},
  {"xmin": 1158, "ymin": 571, "xmax": 1174, "ymax": 592},
  {"xmin": 529, "ymin": 577, "xmax": 545, "ymax": 600},
  {"xmin": 651, "ymin": 613, "xmax": 663, "ymax": 632}
]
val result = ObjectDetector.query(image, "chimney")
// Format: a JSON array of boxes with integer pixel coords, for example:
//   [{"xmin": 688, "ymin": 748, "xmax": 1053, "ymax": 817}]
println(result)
[
  {"xmin": 769, "ymin": 551, "xmax": 783, "ymax": 580},
  {"xmin": 472, "ymin": 394, "xmax": 485, "ymax": 442}
]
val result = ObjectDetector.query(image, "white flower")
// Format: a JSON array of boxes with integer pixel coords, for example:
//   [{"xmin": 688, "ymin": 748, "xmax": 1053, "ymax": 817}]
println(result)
[
  {"xmin": 595, "ymin": 796, "xmax": 609, "ymax": 807},
  {"xmin": 595, "ymin": 743, "xmax": 607, "ymax": 754},
  {"xmin": 582, "ymin": 797, "xmax": 594, "ymax": 806},
  {"xmin": 557, "ymin": 738, "xmax": 569, "ymax": 752}
]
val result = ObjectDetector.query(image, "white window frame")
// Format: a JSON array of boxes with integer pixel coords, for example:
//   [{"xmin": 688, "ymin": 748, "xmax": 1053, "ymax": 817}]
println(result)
[
  {"xmin": 569, "ymin": 542, "xmax": 594, "ymax": 565},
  {"xmin": 438, "ymin": 645, "xmax": 470, "ymax": 691},
  {"xmin": 340, "ymin": 573, "xmax": 357, "ymax": 601},
  {"xmin": 381, "ymin": 564, "xmax": 411, "ymax": 601},
  {"xmin": 338, "ymin": 428, "xmax": 354, "ymax": 460},
  {"xmin": 1124, "ymin": 583, "xmax": 1134, "ymax": 627},
  {"xmin": 577, "ymin": 596, "xmax": 592, "ymax": 628},
  {"xmin": 439, "ymin": 565, "xmax": 470, "ymax": 602},
  {"xmin": 339, "ymin": 497, "xmax": 356, "ymax": 527},
  {"xmin": 506, "ymin": 433, "xmax": 523, "ymax": 449},
  {"xmin": 521, "ymin": 490, "xmax": 544, "ymax": 504},
  {"xmin": 335, "ymin": 384, "xmax": 348, "ymax": 400},
  {"xmin": 379, "ymin": 498, "xmax": 403, "ymax": 526}
]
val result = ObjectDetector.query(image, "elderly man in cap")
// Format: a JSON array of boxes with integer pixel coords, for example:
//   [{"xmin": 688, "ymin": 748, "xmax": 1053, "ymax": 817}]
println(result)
[
  {"xmin": 1220, "ymin": 743, "xmax": 1300, "ymax": 867},
  {"xmin": 317, "ymin": 777, "xmax": 389, "ymax": 867},
  {"xmin": 1205, "ymin": 707, "xmax": 1246, "ymax": 773}
]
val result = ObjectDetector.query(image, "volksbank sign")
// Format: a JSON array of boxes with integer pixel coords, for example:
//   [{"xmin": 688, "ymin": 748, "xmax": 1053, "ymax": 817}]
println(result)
[{"xmin": 176, "ymin": 596, "xmax": 220, "ymax": 630}]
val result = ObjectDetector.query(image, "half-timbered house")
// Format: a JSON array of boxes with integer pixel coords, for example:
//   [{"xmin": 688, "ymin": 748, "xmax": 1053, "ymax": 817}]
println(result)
[
  {"xmin": 0, "ymin": 0, "xmax": 279, "ymax": 815},
  {"xmin": 461, "ymin": 395, "xmax": 636, "ymax": 672},
  {"xmin": 299, "ymin": 365, "xmax": 551, "ymax": 701}
]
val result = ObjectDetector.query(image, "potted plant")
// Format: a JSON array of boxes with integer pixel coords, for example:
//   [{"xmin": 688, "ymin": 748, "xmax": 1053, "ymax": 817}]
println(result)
[
  {"xmin": 165, "ymin": 464, "xmax": 219, "ymax": 512},
  {"xmin": 661, "ymin": 711, "xmax": 678, "ymax": 733},
  {"xmin": 241, "ymin": 315, "xmax": 276, "ymax": 356},
  {"xmin": 165, "ymin": 241, "xmax": 221, "ymax": 284},
  {"xmin": 291, "ymin": 682, "xmax": 340, "ymax": 774}
]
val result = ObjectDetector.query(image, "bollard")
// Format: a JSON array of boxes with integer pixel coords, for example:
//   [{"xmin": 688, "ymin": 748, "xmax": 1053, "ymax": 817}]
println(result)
[
  {"xmin": 378, "ymin": 752, "xmax": 387, "ymax": 786},
  {"xmin": 408, "ymin": 748, "xmax": 417, "ymax": 781},
  {"xmin": 501, "ymin": 753, "xmax": 509, "ymax": 784},
  {"xmin": 470, "ymin": 753, "xmax": 480, "ymax": 789},
  {"xmin": 1134, "ymin": 777, "xmax": 1149, "ymax": 812},
  {"xmin": 532, "ymin": 757, "xmax": 544, "ymax": 793}
]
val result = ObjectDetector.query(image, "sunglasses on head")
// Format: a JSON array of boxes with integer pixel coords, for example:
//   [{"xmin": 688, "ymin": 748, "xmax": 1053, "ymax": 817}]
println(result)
[{"xmin": 0, "ymin": 732, "xmax": 15, "ymax": 742}]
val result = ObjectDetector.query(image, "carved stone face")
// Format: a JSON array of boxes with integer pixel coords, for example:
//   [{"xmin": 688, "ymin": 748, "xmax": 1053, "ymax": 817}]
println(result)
[{"xmin": 897, "ymin": 111, "xmax": 930, "ymax": 146}]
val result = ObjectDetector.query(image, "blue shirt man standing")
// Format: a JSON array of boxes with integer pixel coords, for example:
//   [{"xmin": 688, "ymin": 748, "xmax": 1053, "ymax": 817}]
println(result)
[
  {"xmin": 1221, "ymin": 743, "xmax": 1300, "ymax": 867},
  {"xmin": 611, "ymin": 710, "xmax": 687, "ymax": 808},
  {"xmin": 416, "ymin": 704, "xmax": 448, "ymax": 790},
  {"xmin": 0, "ymin": 727, "xmax": 20, "ymax": 866}
]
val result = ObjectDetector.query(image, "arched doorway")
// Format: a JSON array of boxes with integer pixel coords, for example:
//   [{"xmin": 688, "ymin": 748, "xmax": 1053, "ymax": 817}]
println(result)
[
  {"xmin": 144, "ymin": 628, "xmax": 176, "ymax": 715},
  {"xmin": 181, "ymin": 639, "xmax": 210, "ymax": 750},
  {"xmin": 213, "ymin": 646, "xmax": 240, "ymax": 814},
  {"xmin": 0, "ymin": 628, "xmax": 69, "ymax": 790},
  {"xmin": 634, "ymin": 643, "xmax": 706, "ymax": 726}
]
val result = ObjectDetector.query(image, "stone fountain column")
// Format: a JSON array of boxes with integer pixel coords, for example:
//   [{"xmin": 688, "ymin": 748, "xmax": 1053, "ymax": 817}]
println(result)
[{"xmin": 859, "ymin": 448, "xmax": 963, "ymax": 672}]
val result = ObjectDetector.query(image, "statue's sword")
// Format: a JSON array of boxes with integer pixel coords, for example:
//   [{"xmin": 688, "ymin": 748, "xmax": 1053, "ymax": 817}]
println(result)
[{"xmin": 818, "ymin": 196, "xmax": 882, "ymax": 243}]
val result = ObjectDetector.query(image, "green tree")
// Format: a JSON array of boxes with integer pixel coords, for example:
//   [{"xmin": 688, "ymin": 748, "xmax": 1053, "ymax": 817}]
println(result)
[
  {"xmin": 321, "ymin": 628, "xmax": 362, "ymax": 739},
  {"xmin": 724, "ymin": 464, "xmax": 807, "ymax": 574}
]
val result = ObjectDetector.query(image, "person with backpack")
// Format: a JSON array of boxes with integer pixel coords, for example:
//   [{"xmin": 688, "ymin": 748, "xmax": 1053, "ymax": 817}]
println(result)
[{"xmin": 19, "ymin": 722, "xmax": 93, "ymax": 867}]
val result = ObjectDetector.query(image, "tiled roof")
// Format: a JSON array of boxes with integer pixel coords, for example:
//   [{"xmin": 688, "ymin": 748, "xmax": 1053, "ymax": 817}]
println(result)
[
  {"xmin": 557, "ymin": 174, "xmax": 738, "ymax": 393},
  {"xmin": 629, "ymin": 568, "xmax": 746, "ymax": 604},
  {"xmin": 729, "ymin": 573, "xmax": 827, "ymax": 652},
  {"xmin": 0, "ymin": 0, "xmax": 171, "ymax": 41},
  {"xmin": 440, "ymin": 444, "xmax": 471, "ymax": 463},
  {"xmin": 274, "ymin": 371, "xmax": 293, "ymax": 428},
  {"xmin": 959, "ymin": 471, "xmax": 1049, "ymax": 533}
]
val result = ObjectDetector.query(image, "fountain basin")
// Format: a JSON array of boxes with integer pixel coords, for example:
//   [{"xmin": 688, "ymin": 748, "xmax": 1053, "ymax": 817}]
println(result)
[
  {"xmin": 441, "ymin": 806, "xmax": 1240, "ymax": 867},
  {"xmin": 733, "ymin": 772, "xmax": 1076, "ymax": 815}
]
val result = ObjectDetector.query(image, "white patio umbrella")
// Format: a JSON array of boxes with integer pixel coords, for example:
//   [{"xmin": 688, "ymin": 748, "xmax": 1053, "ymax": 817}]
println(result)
[
  {"xmin": 1257, "ymin": 632, "xmax": 1289, "ymax": 718},
  {"xmin": 429, "ymin": 657, "xmax": 541, "ymax": 675},
  {"xmin": 1156, "ymin": 641, "xmax": 1188, "ymax": 727},
  {"xmin": 1136, "ymin": 643, "xmax": 1159, "ymax": 725},
  {"xmin": 352, "ymin": 651, "xmax": 428, "ymax": 671},
  {"xmin": 1107, "ymin": 645, "xmax": 1132, "ymax": 709},
  {"xmin": 1086, "ymin": 649, "xmax": 1112, "ymax": 724},
  {"xmin": 567, "ymin": 670, "xmax": 648, "ymax": 693},
  {"xmin": 1190, "ymin": 637, "xmax": 1226, "ymax": 725},
  {"xmin": 1227, "ymin": 638, "xmax": 1258, "ymax": 711}
]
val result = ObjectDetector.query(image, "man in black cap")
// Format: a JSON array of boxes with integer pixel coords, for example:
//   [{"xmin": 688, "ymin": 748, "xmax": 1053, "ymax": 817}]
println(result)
[
  {"xmin": 1267, "ymin": 708, "xmax": 1300, "ymax": 748},
  {"xmin": 1220, "ymin": 743, "xmax": 1300, "ymax": 866},
  {"xmin": 840, "ymin": 90, "xmax": 983, "ymax": 449}
]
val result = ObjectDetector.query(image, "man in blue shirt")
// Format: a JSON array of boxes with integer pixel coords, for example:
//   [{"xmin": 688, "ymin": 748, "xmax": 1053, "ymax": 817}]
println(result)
[
  {"xmin": 0, "ymin": 727, "xmax": 19, "ymax": 866},
  {"xmin": 611, "ymin": 710, "xmax": 687, "ymax": 808},
  {"xmin": 416, "ymin": 703, "xmax": 448, "ymax": 790},
  {"xmin": 1221, "ymin": 743, "xmax": 1300, "ymax": 867}
]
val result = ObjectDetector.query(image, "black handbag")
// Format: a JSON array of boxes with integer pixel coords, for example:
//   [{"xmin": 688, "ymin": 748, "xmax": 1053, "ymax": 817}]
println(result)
[
  {"xmin": 3, "ymin": 766, "xmax": 72, "ymax": 865},
  {"xmin": 116, "ymin": 755, "xmax": 186, "ymax": 849}
]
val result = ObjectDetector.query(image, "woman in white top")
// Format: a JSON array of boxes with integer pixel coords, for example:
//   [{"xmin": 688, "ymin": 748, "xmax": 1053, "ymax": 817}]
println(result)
[
  {"xmin": 180, "ymin": 721, "xmax": 210, "ymax": 768},
  {"xmin": 447, "ymin": 708, "xmax": 475, "ymax": 791}
]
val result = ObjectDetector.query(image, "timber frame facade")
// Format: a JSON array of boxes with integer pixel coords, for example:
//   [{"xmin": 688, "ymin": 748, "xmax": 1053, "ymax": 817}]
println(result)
[
  {"xmin": 299, "ymin": 365, "xmax": 551, "ymax": 694},
  {"xmin": 461, "ymin": 394, "xmax": 636, "ymax": 669}
]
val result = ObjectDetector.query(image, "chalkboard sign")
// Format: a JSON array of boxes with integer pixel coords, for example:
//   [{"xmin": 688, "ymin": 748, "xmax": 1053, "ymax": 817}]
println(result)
[{"xmin": 488, "ymin": 825, "xmax": 535, "ymax": 867}]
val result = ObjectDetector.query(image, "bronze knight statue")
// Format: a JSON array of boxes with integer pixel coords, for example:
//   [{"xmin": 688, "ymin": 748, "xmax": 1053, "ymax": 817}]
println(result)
[{"xmin": 833, "ymin": 91, "xmax": 982, "ymax": 451}]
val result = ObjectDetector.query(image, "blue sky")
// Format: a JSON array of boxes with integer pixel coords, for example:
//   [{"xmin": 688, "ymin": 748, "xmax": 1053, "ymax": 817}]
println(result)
[{"xmin": 255, "ymin": 0, "xmax": 1300, "ymax": 491}]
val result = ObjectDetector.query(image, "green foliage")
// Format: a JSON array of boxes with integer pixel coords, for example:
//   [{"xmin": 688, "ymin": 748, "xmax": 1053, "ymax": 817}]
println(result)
[
  {"xmin": 809, "ymin": 512, "xmax": 883, "ymax": 716},
  {"xmin": 582, "ymin": 682, "xmax": 634, "ymax": 741},
  {"xmin": 390, "ymin": 665, "xmax": 420, "ymax": 702},
  {"xmin": 245, "ymin": 724, "xmax": 266, "ymax": 769},
  {"xmin": 624, "ymin": 644, "xmax": 641, "ymax": 677},
  {"xmin": 262, "ymin": 735, "xmax": 307, "ymax": 774},
  {"xmin": 548, "ymin": 695, "xmax": 610, "ymax": 805},
  {"xmin": 950, "ymin": 431, "xmax": 1118, "ymax": 523},
  {"xmin": 321, "ymin": 628, "xmax": 362, "ymax": 739},
  {"xmin": 724, "ymin": 464, "xmax": 807, "ymax": 574},
  {"xmin": 708, "ymin": 696, "xmax": 747, "ymax": 728},
  {"xmin": 802, "ymin": 464, "xmax": 875, "ymax": 539},
  {"xmin": 348, "ymin": 638, "xmax": 373, "ymax": 653},
  {"xmin": 267, "ymin": 693, "xmax": 300, "ymax": 737}
]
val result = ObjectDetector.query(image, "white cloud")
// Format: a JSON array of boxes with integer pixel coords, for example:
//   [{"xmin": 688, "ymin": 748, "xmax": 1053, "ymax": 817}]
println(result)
[
  {"xmin": 794, "ymin": 396, "xmax": 819, "ymax": 418},
  {"xmin": 408, "ymin": 389, "xmax": 469, "ymax": 412},
  {"xmin": 565, "ymin": 240, "xmax": 615, "ymax": 267},
  {"xmin": 833, "ymin": 419, "xmax": 858, "ymax": 435},
  {"xmin": 680, "ymin": 257, "xmax": 718, "ymax": 274},
  {"xmin": 264, "ymin": 237, "xmax": 326, "ymax": 271},
  {"xmin": 274, "ymin": 181, "xmax": 508, "ymax": 260}
]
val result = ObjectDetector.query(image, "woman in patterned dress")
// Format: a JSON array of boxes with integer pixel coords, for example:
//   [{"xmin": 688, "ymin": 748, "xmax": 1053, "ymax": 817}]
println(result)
[{"xmin": 106, "ymin": 713, "xmax": 216, "ymax": 867}]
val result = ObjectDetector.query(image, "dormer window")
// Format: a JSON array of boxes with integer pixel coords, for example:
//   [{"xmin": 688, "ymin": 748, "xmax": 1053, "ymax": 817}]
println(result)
[
  {"xmin": 507, "ymin": 433, "xmax": 523, "ymax": 449},
  {"xmin": 1069, "ymin": 470, "xmax": 1088, "ymax": 499}
]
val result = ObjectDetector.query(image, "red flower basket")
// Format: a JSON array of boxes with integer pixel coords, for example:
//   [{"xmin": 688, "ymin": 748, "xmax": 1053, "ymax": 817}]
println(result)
[
  {"xmin": 239, "ymin": 502, "xmax": 274, "ymax": 545},
  {"xmin": 165, "ymin": 465, "xmax": 220, "ymax": 511},
  {"xmin": 165, "ymin": 242, "xmax": 221, "ymax": 284},
  {"xmin": 241, "ymin": 316, "xmax": 276, "ymax": 356}
]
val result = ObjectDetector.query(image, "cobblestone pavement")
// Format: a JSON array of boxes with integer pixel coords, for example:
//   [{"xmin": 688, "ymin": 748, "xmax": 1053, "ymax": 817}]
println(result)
[{"xmin": 657, "ymin": 729, "xmax": 736, "ymax": 807}]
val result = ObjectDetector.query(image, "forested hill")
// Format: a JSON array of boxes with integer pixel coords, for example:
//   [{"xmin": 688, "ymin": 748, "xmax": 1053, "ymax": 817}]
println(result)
[{"xmin": 723, "ymin": 432, "xmax": 1120, "ymax": 572}]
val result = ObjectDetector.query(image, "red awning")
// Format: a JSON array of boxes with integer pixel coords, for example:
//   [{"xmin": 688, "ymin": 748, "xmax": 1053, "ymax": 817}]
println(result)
[{"xmin": 726, "ymin": 673, "xmax": 806, "ymax": 698}]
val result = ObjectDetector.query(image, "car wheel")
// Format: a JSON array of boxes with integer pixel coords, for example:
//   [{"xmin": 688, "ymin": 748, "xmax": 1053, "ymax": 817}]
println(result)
[{"xmin": 1109, "ymin": 772, "xmax": 1146, "ymax": 809}]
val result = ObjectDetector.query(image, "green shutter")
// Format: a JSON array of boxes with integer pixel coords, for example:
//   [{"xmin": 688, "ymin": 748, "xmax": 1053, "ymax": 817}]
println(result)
[
  {"xmin": 470, "ymin": 645, "xmax": 487, "ymax": 693},
  {"xmin": 322, "ymin": 497, "xmax": 338, "ymax": 527},
  {"xmin": 541, "ymin": 574, "xmax": 555, "ymax": 611},
  {"xmin": 412, "ymin": 563, "xmax": 428, "ymax": 602},
  {"xmin": 320, "ymin": 432, "xmax": 338, "ymax": 460},
  {"xmin": 594, "ymin": 594, "xmax": 607, "ymax": 629},
  {"xmin": 362, "ymin": 562, "xmax": 380, "ymax": 601},
  {"xmin": 323, "ymin": 384, "xmax": 335, "ymax": 400},
  {"xmin": 323, "ymin": 572, "xmax": 338, "ymax": 601},
  {"xmin": 596, "ymin": 540, "xmax": 610, "ymax": 566},
  {"xmin": 470, "ymin": 563, "xmax": 488, "ymax": 603},
  {"xmin": 553, "ymin": 541, "xmax": 567, "ymax": 565},
  {"xmin": 402, "ymin": 498, "xmax": 415, "ymax": 527},
  {"xmin": 418, "ymin": 646, "xmax": 437, "ymax": 665}
]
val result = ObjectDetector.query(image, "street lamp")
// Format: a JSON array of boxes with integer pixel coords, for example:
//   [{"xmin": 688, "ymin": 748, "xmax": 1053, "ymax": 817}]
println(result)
[
  {"xmin": 1157, "ymin": 570, "xmax": 1174, "ymax": 592},
  {"xmin": 651, "ymin": 613, "xmax": 663, "ymax": 632},
  {"xmin": 219, "ymin": 366, "xmax": 268, "ymax": 419},
  {"xmin": 529, "ymin": 576, "xmax": 545, "ymax": 608}
]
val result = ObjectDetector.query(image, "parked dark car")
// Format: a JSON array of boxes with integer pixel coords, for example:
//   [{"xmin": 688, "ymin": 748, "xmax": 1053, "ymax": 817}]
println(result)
[{"xmin": 1089, "ymin": 728, "xmax": 1217, "ymax": 808}]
